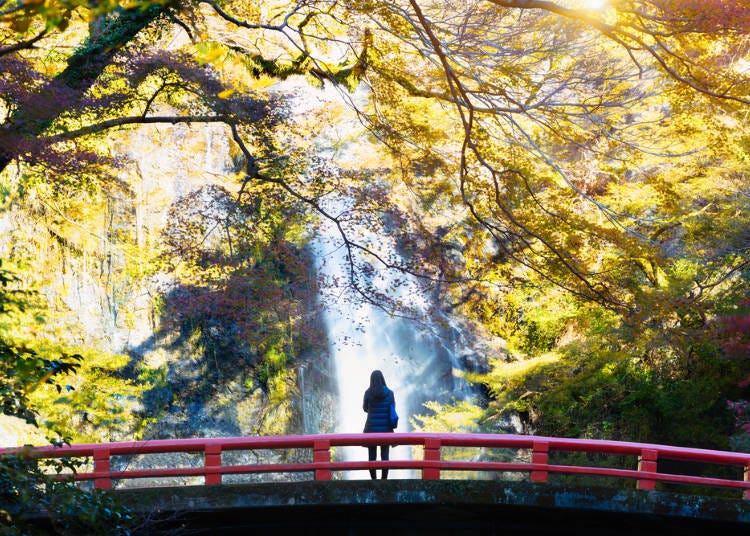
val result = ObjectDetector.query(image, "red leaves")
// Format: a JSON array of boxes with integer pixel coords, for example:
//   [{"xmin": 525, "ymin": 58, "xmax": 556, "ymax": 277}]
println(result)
[
  {"xmin": 711, "ymin": 301, "xmax": 750, "ymax": 390},
  {"xmin": 727, "ymin": 399, "xmax": 750, "ymax": 435}
]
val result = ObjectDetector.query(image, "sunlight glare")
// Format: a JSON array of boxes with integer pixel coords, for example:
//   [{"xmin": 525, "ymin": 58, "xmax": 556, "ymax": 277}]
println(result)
[{"xmin": 582, "ymin": 0, "xmax": 607, "ymax": 9}]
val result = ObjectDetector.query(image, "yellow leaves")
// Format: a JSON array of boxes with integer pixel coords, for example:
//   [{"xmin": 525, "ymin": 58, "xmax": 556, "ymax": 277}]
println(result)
[
  {"xmin": 411, "ymin": 399, "xmax": 484, "ymax": 433},
  {"xmin": 266, "ymin": 370, "xmax": 290, "ymax": 406},
  {"xmin": 194, "ymin": 41, "xmax": 228, "ymax": 66},
  {"xmin": 1, "ymin": 0, "xmax": 98, "ymax": 39},
  {"xmin": 193, "ymin": 42, "xmax": 267, "ymax": 94},
  {"xmin": 8, "ymin": 14, "xmax": 33, "ymax": 34},
  {"xmin": 119, "ymin": 0, "xmax": 145, "ymax": 9},
  {"xmin": 489, "ymin": 353, "xmax": 562, "ymax": 385}
]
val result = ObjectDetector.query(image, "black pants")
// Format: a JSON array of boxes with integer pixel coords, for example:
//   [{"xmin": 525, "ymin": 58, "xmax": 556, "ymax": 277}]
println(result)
[{"xmin": 368, "ymin": 445, "xmax": 390, "ymax": 479}]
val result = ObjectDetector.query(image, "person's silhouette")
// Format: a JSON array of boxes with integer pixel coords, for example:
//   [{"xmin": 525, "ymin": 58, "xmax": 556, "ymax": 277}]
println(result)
[{"xmin": 362, "ymin": 369, "xmax": 397, "ymax": 479}]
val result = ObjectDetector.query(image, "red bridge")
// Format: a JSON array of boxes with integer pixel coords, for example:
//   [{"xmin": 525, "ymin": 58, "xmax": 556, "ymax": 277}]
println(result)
[{"xmin": 5, "ymin": 433, "xmax": 750, "ymax": 534}]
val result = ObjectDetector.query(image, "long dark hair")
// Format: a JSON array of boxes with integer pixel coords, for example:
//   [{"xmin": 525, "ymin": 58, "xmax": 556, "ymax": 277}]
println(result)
[{"xmin": 367, "ymin": 370, "xmax": 387, "ymax": 397}]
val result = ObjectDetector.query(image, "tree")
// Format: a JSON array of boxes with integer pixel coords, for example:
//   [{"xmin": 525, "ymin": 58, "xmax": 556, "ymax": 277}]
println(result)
[
  {"xmin": 2, "ymin": 1, "xmax": 748, "ymax": 310},
  {"xmin": 0, "ymin": 260, "xmax": 140, "ymax": 534},
  {"xmin": 0, "ymin": 2, "xmax": 166, "ymax": 169}
]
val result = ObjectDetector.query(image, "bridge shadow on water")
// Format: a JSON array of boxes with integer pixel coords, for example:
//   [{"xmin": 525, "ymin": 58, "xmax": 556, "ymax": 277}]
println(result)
[{"xmin": 114, "ymin": 479, "xmax": 750, "ymax": 535}]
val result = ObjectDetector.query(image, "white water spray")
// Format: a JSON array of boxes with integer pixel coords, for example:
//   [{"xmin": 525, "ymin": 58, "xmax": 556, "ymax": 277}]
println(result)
[
  {"xmin": 311, "ymin": 211, "xmax": 473, "ymax": 478},
  {"xmin": 294, "ymin": 83, "xmax": 477, "ymax": 478}
]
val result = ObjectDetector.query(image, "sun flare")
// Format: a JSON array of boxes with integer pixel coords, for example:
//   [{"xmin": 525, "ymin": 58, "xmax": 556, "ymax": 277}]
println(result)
[{"xmin": 582, "ymin": 0, "xmax": 607, "ymax": 9}]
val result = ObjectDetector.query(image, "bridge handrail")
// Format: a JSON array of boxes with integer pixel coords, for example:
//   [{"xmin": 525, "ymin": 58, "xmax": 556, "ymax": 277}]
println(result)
[{"xmin": 2, "ymin": 433, "xmax": 749, "ymax": 498}]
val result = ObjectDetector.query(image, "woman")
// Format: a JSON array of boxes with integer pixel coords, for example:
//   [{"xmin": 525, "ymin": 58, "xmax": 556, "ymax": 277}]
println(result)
[{"xmin": 362, "ymin": 369, "xmax": 397, "ymax": 480}]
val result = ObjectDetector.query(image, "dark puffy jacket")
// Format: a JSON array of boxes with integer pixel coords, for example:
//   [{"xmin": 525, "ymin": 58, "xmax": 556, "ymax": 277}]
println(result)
[{"xmin": 363, "ymin": 386, "xmax": 395, "ymax": 433}]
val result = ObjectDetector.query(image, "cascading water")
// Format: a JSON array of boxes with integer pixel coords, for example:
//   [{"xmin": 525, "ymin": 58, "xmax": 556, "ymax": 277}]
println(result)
[
  {"xmin": 299, "ymin": 83, "xmax": 481, "ymax": 479},
  {"xmin": 311, "ymin": 208, "xmax": 477, "ymax": 478}
]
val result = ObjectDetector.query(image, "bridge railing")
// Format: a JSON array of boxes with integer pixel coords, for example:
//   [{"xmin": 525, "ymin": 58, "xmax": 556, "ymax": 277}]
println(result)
[{"xmin": 3, "ymin": 433, "xmax": 750, "ymax": 499}]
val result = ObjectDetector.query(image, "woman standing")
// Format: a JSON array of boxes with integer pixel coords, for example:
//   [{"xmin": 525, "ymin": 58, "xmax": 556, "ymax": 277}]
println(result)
[{"xmin": 362, "ymin": 369, "xmax": 397, "ymax": 480}]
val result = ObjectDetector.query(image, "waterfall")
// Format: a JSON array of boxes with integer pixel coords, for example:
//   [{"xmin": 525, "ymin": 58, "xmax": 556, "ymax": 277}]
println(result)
[
  {"xmin": 292, "ymin": 83, "xmax": 478, "ymax": 479},
  {"xmin": 310, "ymin": 198, "xmax": 477, "ymax": 478}
]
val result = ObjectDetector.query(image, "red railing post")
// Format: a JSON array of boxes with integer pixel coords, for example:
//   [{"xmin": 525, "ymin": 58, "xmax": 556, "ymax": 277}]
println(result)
[
  {"xmin": 637, "ymin": 449, "xmax": 658, "ymax": 491},
  {"xmin": 314, "ymin": 439, "xmax": 332, "ymax": 481},
  {"xmin": 204, "ymin": 444, "xmax": 222, "ymax": 485},
  {"xmin": 531, "ymin": 440, "xmax": 549, "ymax": 483},
  {"xmin": 93, "ymin": 448, "xmax": 111, "ymax": 490},
  {"xmin": 423, "ymin": 438, "xmax": 441, "ymax": 480}
]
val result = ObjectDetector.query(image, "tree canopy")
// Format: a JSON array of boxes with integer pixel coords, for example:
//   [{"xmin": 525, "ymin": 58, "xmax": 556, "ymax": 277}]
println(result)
[{"xmin": 2, "ymin": 0, "xmax": 749, "ymax": 308}]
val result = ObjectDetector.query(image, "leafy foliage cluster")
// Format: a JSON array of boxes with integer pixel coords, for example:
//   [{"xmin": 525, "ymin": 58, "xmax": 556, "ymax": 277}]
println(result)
[
  {"xmin": 0, "ymin": 454, "xmax": 136, "ymax": 536},
  {"xmin": 0, "ymin": 261, "xmax": 139, "ymax": 533}
]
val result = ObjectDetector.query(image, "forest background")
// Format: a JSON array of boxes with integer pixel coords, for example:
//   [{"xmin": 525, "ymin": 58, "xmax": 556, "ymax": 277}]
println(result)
[{"xmin": 2, "ymin": 0, "xmax": 750, "ymax": 532}]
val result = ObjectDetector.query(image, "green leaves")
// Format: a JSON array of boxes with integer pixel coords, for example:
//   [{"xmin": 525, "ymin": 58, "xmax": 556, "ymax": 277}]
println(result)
[
  {"xmin": 0, "ymin": 453, "xmax": 136, "ymax": 535},
  {"xmin": 0, "ymin": 260, "xmax": 140, "ymax": 533},
  {"xmin": 0, "ymin": 261, "xmax": 83, "ymax": 428},
  {"xmin": 0, "ymin": 341, "xmax": 82, "ymax": 423},
  {"xmin": 0, "ymin": 261, "xmax": 32, "ymax": 316}
]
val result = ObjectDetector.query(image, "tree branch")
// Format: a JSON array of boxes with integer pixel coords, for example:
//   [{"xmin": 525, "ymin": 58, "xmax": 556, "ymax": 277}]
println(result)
[{"xmin": 43, "ymin": 115, "xmax": 233, "ymax": 144}]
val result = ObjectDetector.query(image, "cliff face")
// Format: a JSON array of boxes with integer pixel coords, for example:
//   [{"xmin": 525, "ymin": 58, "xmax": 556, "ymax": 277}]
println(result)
[{"xmin": 0, "ymin": 113, "xmax": 338, "ymax": 446}]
